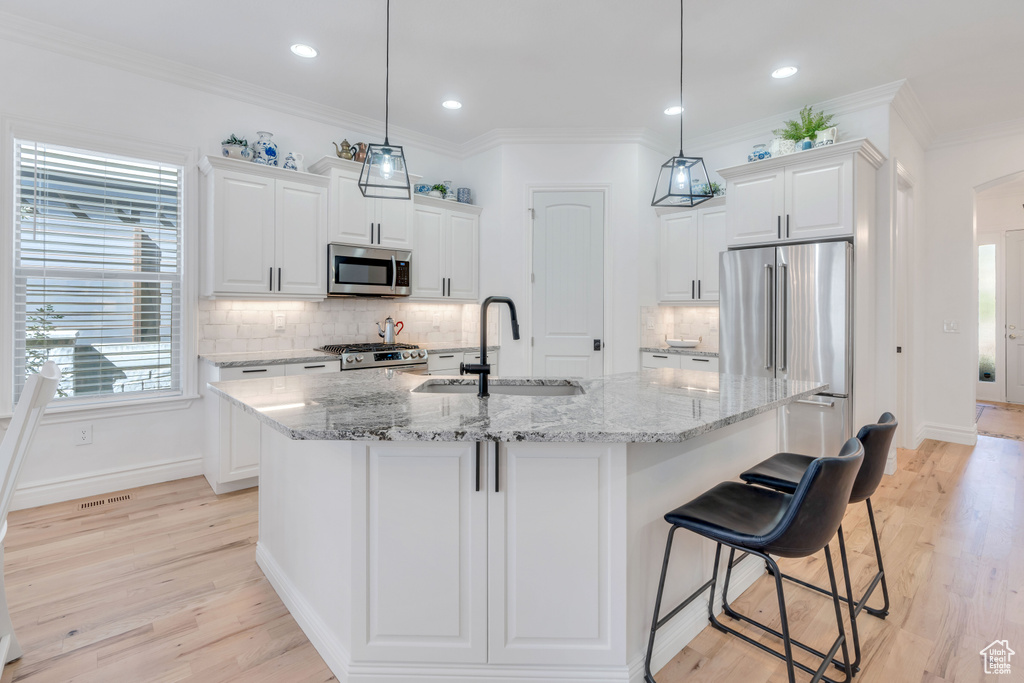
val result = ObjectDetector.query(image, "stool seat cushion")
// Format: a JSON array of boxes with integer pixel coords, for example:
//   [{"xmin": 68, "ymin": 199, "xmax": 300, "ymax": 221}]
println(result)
[
  {"xmin": 664, "ymin": 481, "xmax": 791, "ymax": 552},
  {"xmin": 739, "ymin": 452, "xmax": 815, "ymax": 494}
]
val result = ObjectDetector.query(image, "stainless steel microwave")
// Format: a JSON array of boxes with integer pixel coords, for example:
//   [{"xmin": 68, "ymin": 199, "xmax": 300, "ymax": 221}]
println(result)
[{"xmin": 327, "ymin": 243, "xmax": 412, "ymax": 297}]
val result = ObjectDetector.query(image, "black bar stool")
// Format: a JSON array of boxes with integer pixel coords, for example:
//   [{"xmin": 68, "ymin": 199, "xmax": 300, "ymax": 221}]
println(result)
[
  {"xmin": 732, "ymin": 413, "xmax": 898, "ymax": 673},
  {"xmin": 643, "ymin": 437, "xmax": 864, "ymax": 683}
]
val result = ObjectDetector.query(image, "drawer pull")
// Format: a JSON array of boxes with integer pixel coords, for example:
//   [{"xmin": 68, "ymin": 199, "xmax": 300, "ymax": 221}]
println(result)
[
  {"xmin": 796, "ymin": 398, "xmax": 836, "ymax": 408},
  {"xmin": 303, "ymin": 365, "xmax": 326, "ymax": 369},
  {"xmin": 242, "ymin": 368, "xmax": 268, "ymax": 374},
  {"xmin": 652, "ymin": 355, "xmax": 668, "ymax": 359},
  {"xmin": 439, "ymin": 354, "xmax": 455, "ymax": 359},
  {"xmin": 690, "ymin": 358, "xmax": 710, "ymax": 363}
]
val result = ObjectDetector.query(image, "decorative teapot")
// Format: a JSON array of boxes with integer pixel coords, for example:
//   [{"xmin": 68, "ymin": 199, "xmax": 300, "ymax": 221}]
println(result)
[
  {"xmin": 333, "ymin": 139, "xmax": 353, "ymax": 160},
  {"xmin": 376, "ymin": 316, "xmax": 404, "ymax": 343}
]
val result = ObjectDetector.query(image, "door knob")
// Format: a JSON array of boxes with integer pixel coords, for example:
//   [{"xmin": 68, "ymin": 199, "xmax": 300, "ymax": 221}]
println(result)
[
  {"xmin": 1011, "ymin": 334, "xmax": 1019, "ymax": 339},
  {"xmin": 1010, "ymin": 324, "xmax": 1017, "ymax": 330}
]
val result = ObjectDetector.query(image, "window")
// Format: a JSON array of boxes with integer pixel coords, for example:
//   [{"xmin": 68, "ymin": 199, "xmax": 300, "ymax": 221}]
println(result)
[
  {"xmin": 14, "ymin": 140, "xmax": 183, "ymax": 404},
  {"xmin": 979, "ymin": 243, "xmax": 996, "ymax": 383}
]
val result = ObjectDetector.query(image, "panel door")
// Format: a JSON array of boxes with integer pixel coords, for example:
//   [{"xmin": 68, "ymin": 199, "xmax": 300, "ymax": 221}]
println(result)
[
  {"xmin": 212, "ymin": 170, "xmax": 276, "ymax": 294},
  {"xmin": 412, "ymin": 205, "xmax": 445, "ymax": 298},
  {"xmin": 447, "ymin": 212, "xmax": 479, "ymax": 301},
  {"xmin": 697, "ymin": 207, "xmax": 728, "ymax": 301},
  {"xmin": 1006, "ymin": 230, "xmax": 1024, "ymax": 403},
  {"xmin": 375, "ymin": 197, "xmax": 414, "ymax": 249},
  {"xmin": 275, "ymin": 180, "xmax": 327, "ymax": 296},
  {"xmin": 488, "ymin": 443, "xmax": 625, "ymax": 666},
  {"xmin": 658, "ymin": 212, "xmax": 698, "ymax": 302},
  {"xmin": 329, "ymin": 172, "xmax": 373, "ymax": 245},
  {"xmin": 725, "ymin": 168, "xmax": 785, "ymax": 246},
  {"xmin": 531, "ymin": 191, "xmax": 605, "ymax": 378},
  {"xmin": 354, "ymin": 442, "xmax": 488, "ymax": 663},
  {"xmin": 784, "ymin": 156, "xmax": 854, "ymax": 240}
]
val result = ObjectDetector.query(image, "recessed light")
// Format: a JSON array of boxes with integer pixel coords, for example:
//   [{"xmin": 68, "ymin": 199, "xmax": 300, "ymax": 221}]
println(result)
[
  {"xmin": 442, "ymin": 100, "xmax": 462, "ymax": 110},
  {"xmin": 771, "ymin": 66, "xmax": 798, "ymax": 79},
  {"xmin": 664, "ymin": 105, "xmax": 684, "ymax": 116},
  {"xmin": 290, "ymin": 44, "xmax": 318, "ymax": 59}
]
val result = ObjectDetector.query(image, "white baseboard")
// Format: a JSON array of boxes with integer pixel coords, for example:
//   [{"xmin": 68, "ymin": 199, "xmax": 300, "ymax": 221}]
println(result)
[
  {"xmin": 914, "ymin": 422, "xmax": 978, "ymax": 447},
  {"xmin": 256, "ymin": 543, "xmax": 632, "ymax": 683},
  {"xmin": 204, "ymin": 474, "xmax": 258, "ymax": 496},
  {"xmin": 10, "ymin": 456, "xmax": 203, "ymax": 510},
  {"xmin": 627, "ymin": 552, "xmax": 764, "ymax": 683}
]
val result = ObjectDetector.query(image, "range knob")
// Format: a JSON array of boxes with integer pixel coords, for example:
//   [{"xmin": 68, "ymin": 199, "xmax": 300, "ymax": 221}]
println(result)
[
  {"xmin": 355, "ymin": 355, "xmax": 364, "ymax": 363},
  {"xmin": 402, "ymin": 351, "xmax": 411, "ymax": 359},
  {"xmin": 418, "ymin": 350, "xmax": 427, "ymax": 358},
  {"xmin": 345, "ymin": 356, "xmax": 355, "ymax": 363}
]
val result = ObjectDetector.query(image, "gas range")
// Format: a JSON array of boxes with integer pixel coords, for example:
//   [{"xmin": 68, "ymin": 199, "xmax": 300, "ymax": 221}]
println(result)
[{"xmin": 316, "ymin": 342, "xmax": 428, "ymax": 370}]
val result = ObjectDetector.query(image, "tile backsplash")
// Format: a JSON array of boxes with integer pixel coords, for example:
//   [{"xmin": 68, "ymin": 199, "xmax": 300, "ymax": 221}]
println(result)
[
  {"xmin": 640, "ymin": 305, "xmax": 719, "ymax": 351},
  {"xmin": 198, "ymin": 299, "xmax": 498, "ymax": 355}
]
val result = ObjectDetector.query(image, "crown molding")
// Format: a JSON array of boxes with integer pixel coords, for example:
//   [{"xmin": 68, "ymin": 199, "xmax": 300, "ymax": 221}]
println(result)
[
  {"xmin": 890, "ymin": 81, "xmax": 937, "ymax": 149},
  {"xmin": 457, "ymin": 127, "xmax": 672, "ymax": 157},
  {"xmin": 0, "ymin": 11, "xmax": 456, "ymax": 159},
  {"xmin": 717, "ymin": 138, "xmax": 886, "ymax": 179},
  {"xmin": 929, "ymin": 115, "xmax": 1024, "ymax": 151}
]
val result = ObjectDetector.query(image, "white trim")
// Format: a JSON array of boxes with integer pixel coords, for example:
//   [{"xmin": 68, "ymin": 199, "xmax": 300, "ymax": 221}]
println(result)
[
  {"xmin": 891, "ymin": 84, "xmax": 937, "ymax": 149},
  {"xmin": 914, "ymin": 423, "xmax": 978, "ymax": 447},
  {"xmin": 526, "ymin": 186, "xmax": 612, "ymax": 378},
  {"xmin": 464, "ymin": 128, "xmax": 670, "ymax": 157},
  {"xmin": 718, "ymin": 139, "xmax": 885, "ymax": 179},
  {"xmin": 9, "ymin": 455, "xmax": 202, "ymax": 511},
  {"xmin": 884, "ymin": 452, "xmax": 898, "ymax": 476},
  {"xmin": 893, "ymin": 162, "xmax": 916, "ymax": 450},
  {"xmin": 930, "ymin": 114, "xmax": 1024, "ymax": 150},
  {"xmin": 627, "ymin": 553, "xmax": 763, "ymax": 683}
]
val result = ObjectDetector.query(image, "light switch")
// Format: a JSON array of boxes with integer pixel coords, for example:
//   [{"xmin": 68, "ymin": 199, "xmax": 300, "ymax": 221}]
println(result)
[
  {"xmin": 646, "ymin": 316, "xmax": 655, "ymax": 330},
  {"xmin": 943, "ymin": 319, "xmax": 960, "ymax": 333},
  {"xmin": 274, "ymin": 314, "xmax": 286, "ymax": 331}
]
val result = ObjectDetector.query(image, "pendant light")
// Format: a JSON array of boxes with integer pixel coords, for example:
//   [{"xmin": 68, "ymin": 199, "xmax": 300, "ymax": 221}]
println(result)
[
  {"xmin": 652, "ymin": 0, "xmax": 712, "ymax": 207},
  {"xmin": 359, "ymin": 0, "xmax": 412, "ymax": 200}
]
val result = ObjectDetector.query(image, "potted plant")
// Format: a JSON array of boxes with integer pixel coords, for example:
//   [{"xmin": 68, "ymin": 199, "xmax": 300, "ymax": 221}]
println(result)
[
  {"xmin": 773, "ymin": 106, "xmax": 835, "ymax": 151},
  {"xmin": 221, "ymin": 134, "xmax": 252, "ymax": 160},
  {"xmin": 428, "ymin": 183, "xmax": 448, "ymax": 198}
]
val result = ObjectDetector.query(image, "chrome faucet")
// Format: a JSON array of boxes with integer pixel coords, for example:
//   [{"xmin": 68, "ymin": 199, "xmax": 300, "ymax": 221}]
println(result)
[{"xmin": 461, "ymin": 296, "xmax": 521, "ymax": 398}]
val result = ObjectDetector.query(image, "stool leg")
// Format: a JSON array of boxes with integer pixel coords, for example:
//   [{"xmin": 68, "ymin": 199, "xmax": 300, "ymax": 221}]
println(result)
[
  {"xmin": 768, "ymin": 554, "xmax": 797, "ymax": 683},
  {"xmin": 822, "ymin": 542, "xmax": 853, "ymax": 683},
  {"xmin": 721, "ymin": 547, "xmax": 740, "ymax": 620},
  {"xmin": 863, "ymin": 498, "xmax": 890, "ymax": 618},
  {"xmin": 643, "ymin": 526, "xmax": 678, "ymax": 683},
  {"xmin": 835, "ymin": 526, "xmax": 861, "ymax": 673}
]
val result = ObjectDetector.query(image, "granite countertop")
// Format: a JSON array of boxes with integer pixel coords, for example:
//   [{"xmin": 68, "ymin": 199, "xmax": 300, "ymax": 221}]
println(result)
[
  {"xmin": 640, "ymin": 347, "xmax": 719, "ymax": 357},
  {"xmin": 208, "ymin": 369, "xmax": 826, "ymax": 443},
  {"xmin": 199, "ymin": 343, "xmax": 497, "ymax": 368}
]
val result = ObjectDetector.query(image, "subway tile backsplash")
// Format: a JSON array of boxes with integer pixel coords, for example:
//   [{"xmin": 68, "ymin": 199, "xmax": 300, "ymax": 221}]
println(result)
[
  {"xmin": 197, "ymin": 299, "xmax": 498, "ymax": 355},
  {"xmin": 639, "ymin": 305, "xmax": 719, "ymax": 352}
]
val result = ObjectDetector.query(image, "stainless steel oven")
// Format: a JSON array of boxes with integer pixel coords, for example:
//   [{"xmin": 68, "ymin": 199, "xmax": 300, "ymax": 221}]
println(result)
[{"xmin": 327, "ymin": 243, "xmax": 412, "ymax": 297}]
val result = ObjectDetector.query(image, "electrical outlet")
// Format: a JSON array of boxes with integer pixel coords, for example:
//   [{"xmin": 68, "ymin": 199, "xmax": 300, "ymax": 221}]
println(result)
[
  {"xmin": 274, "ymin": 314, "xmax": 286, "ymax": 331},
  {"xmin": 75, "ymin": 423, "xmax": 92, "ymax": 446},
  {"xmin": 943, "ymin": 319, "xmax": 960, "ymax": 333},
  {"xmin": 646, "ymin": 316, "xmax": 655, "ymax": 330},
  {"xmin": 433, "ymin": 312, "xmax": 442, "ymax": 329}
]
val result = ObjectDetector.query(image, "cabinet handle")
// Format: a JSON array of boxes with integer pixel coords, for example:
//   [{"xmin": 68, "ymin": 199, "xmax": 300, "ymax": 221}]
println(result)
[
  {"xmin": 391, "ymin": 255, "xmax": 397, "ymax": 292},
  {"xmin": 278, "ymin": 267, "xmax": 282, "ymax": 292},
  {"xmin": 475, "ymin": 442, "xmax": 481, "ymax": 492},
  {"xmin": 690, "ymin": 357, "xmax": 710, "ymax": 363},
  {"xmin": 764, "ymin": 264, "xmax": 774, "ymax": 370},
  {"xmin": 777, "ymin": 215, "xmax": 781, "ymax": 240},
  {"xmin": 652, "ymin": 354, "xmax": 669, "ymax": 358},
  {"xmin": 438, "ymin": 354, "xmax": 455, "ymax": 359},
  {"xmin": 269, "ymin": 267, "xmax": 273, "ymax": 292},
  {"xmin": 303, "ymin": 364, "xmax": 326, "ymax": 369},
  {"xmin": 447, "ymin": 277, "xmax": 452, "ymax": 297},
  {"xmin": 796, "ymin": 398, "xmax": 836, "ymax": 408},
  {"xmin": 370, "ymin": 222, "xmax": 374, "ymax": 243},
  {"xmin": 786, "ymin": 214, "xmax": 790, "ymax": 239},
  {"xmin": 698, "ymin": 280, "xmax": 701, "ymax": 299},
  {"xmin": 691, "ymin": 280, "xmax": 695, "ymax": 299},
  {"xmin": 494, "ymin": 443, "xmax": 500, "ymax": 493},
  {"xmin": 242, "ymin": 368, "xmax": 268, "ymax": 373}
]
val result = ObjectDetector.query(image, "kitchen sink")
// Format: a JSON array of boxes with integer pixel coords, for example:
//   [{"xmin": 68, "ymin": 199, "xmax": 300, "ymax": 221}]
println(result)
[{"xmin": 413, "ymin": 379, "xmax": 584, "ymax": 397}]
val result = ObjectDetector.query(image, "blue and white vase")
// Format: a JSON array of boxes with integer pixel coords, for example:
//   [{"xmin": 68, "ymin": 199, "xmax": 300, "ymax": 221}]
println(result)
[
  {"xmin": 252, "ymin": 131, "xmax": 279, "ymax": 166},
  {"xmin": 282, "ymin": 152, "xmax": 304, "ymax": 171},
  {"xmin": 747, "ymin": 144, "xmax": 771, "ymax": 163},
  {"xmin": 222, "ymin": 143, "xmax": 251, "ymax": 160},
  {"xmin": 797, "ymin": 138, "xmax": 814, "ymax": 151},
  {"xmin": 457, "ymin": 188, "xmax": 472, "ymax": 203}
]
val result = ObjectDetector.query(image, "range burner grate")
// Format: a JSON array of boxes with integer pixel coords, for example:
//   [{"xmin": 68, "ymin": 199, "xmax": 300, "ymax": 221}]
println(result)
[{"xmin": 318, "ymin": 342, "xmax": 419, "ymax": 355}]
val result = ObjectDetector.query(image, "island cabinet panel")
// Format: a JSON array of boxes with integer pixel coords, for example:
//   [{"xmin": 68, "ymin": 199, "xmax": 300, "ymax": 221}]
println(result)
[
  {"xmin": 352, "ymin": 443, "xmax": 488, "ymax": 664},
  {"xmin": 487, "ymin": 443, "xmax": 627, "ymax": 666}
]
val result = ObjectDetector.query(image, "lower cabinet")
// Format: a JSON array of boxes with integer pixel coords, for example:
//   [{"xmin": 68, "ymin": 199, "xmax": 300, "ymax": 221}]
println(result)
[
  {"xmin": 641, "ymin": 351, "xmax": 719, "ymax": 372},
  {"xmin": 351, "ymin": 441, "xmax": 626, "ymax": 666}
]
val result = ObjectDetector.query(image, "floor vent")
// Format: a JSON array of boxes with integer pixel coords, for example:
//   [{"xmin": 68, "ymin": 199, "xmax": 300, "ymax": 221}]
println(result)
[{"xmin": 78, "ymin": 493, "xmax": 133, "ymax": 511}]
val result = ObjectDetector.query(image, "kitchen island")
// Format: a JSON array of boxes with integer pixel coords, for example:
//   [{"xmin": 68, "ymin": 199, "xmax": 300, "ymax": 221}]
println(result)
[{"xmin": 209, "ymin": 369, "xmax": 827, "ymax": 683}]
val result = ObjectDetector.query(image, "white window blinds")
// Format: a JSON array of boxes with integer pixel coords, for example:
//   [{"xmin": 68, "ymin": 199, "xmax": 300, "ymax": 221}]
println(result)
[{"xmin": 14, "ymin": 141, "xmax": 183, "ymax": 404}]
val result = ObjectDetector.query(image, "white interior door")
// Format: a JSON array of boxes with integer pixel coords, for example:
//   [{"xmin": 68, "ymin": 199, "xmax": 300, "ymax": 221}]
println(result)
[
  {"xmin": 1006, "ymin": 230, "xmax": 1024, "ymax": 403},
  {"xmin": 531, "ymin": 191, "xmax": 604, "ymax": 378}
]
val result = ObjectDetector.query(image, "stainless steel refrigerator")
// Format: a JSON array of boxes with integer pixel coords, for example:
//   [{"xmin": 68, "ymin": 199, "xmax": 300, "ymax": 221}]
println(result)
[{"xmin": 720, "ymin": 241, "xmax": 853, "ymax": 458}]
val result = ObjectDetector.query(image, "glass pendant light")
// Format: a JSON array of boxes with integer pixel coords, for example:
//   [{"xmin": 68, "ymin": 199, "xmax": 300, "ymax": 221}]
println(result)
[
  {"xmin": 652, "ymin": 0, "xmax": 712, "ymax": 207},
  {"xmin": 359, "ymin": 0, "xmax": 412, "ymax": 200}
]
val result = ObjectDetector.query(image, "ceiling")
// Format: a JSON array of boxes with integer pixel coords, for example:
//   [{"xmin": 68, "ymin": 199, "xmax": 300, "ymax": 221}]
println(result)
[{"xmin": 3, "ymin": 0, "xmax": 1023, "ymax": 146}]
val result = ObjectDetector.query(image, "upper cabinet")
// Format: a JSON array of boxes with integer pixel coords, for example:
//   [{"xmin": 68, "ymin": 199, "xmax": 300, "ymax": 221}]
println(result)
[
  {"xmin": 308, "ymin": 156, "xmax": 419, "ymax": 249},
  {"xmin": 718, "ymin": 139, "xmax": 884, "ymax": 248},
  {"xmin": 656, "ymin": 198, "xmax": 727, "ymax": 303},
  {"xmin": 200, "ymin": 157, "xmax": 328, "ymax": 300},
  {"xmin": 412, "ymin": 195, "xmax": 481, "ymax": 302}
]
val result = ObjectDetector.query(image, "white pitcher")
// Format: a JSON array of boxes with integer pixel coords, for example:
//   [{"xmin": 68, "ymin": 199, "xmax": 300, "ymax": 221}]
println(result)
[{"xmin": 815, "ymin": 127, "xmax": 838, "ymax": 147}]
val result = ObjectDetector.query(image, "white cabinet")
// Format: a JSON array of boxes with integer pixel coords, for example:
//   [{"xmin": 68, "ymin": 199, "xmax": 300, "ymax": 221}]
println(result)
[
  {"xmin": 307, "ymin": 156, "xmax": 418, "ymax": 249},
  {"xmin": 641, "ymin": 351, "xmax": 719, "ymax": 372},
  {"xmin": 641, "ymin": 352, "xmax": 680, "ymax": 369},
  {"xmin": 351, "ymin": 441, "xmax": 624, "ymax": 667},
  {"xmin": 413, "ymin": 196, "xmax": 482, "ymax": 301},
  {"xmin": 283, "ymin": 360, "xmax": 342, "ymax": 375},
  {"xmin": 200, "ymin": 157, "xmax": 328, "ymax": 300},
  {"xmin": 682, "ymin": 355, "xmax": 719, "ymax": 372},
  {"xmin": 657, "ymin": 198, "xmax": 727, "ymax": 303},
  {"xmin": 427, "ymin": 351, "xmax": 462, "ymax": 374},
  {"xmin": 719, "ymin": 141, "xmax": 871, "ymax": 247}
]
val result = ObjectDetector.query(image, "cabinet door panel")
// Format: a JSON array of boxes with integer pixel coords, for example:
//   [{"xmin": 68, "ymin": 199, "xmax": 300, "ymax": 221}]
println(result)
[
  {"xmin": 641, "ymin": 352, "xmax": 682, "ymax": 369},
  {"xmin": 658, "ymin": 212, "xmax": 698, "ymax": 302},
  {"xmin": 330, "ymin": 173, "xmax": 373, "ymax": 245},
  {"xmin": 376, "ymin": 197, "xmax": 414, "ymax": 249},
  {"xmin": 447, "ymin": 212, "xmax": 479, "ymax": 300},
  {"xmin": 213, "ymin": 171, "xmax": 275, "ymax": 294},
  {"xmin": 697, "ymin": 207, "xmax": 728, "ymax": 301},
  {"xmin": 354, "ymin": 443, "xmax": 487, "ymax": 663},
  {"xmin": 488, "ymin": 443, "xmax": 625, "ymax": 666},
  {"xmin": 726, "ymin": 169, "xmax": 785, "ymax": 246},
  {"xmin": 275, "ymin": 180, "xmax": 327, "ymax": 296},
  {"xmin": 412, "ymin": 206, "xmax": 445, "ymax": 298},
  {"xmin": 220, "ymin": 401, "xmax": 260, "ymax": 480},
  {"xmin": 784, "ymin": 156, "xmax": 853, "ymax": 240}
]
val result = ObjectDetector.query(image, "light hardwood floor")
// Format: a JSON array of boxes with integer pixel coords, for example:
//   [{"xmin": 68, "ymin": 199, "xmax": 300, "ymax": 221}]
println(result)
[
  {"xmin": 0, "ymin": 436, "xmax": 1020, "ymax": 682},
  {"xmin": 977, "ymin": 401, "xmax": 1024, "ymax": 442}
]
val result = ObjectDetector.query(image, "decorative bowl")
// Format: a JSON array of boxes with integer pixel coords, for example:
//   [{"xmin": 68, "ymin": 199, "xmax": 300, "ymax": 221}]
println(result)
[
  {"xmin": 747, "ymin": 144, "xmax": 771, "ymax": 163},
  {"xmin": 222, "ymin": 144, "xmax": 251, "ymax": 161},
  {"xmin": 667, "ymin": 338, "xmax": 701, "ymax": 348}
]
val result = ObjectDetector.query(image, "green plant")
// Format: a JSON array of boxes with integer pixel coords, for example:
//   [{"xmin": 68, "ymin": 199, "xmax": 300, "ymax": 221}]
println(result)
[
  {"xmin": 708, "ymin": 181, "xmax": 724, "ymax": 196},
  {"xmin": 773, "ymin": 106, "xmax": 835, "ymax": 141},
  {"xmin": 222, "ymin": 134, "xmax": 248, "ymax": 147},
  {"xmin": 430, "ymin": 183, "xmax": 449, "ymax": 197},
  {"xmin": 25, "ymin": 304, "xmax": 68, "ymax": 397}
]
